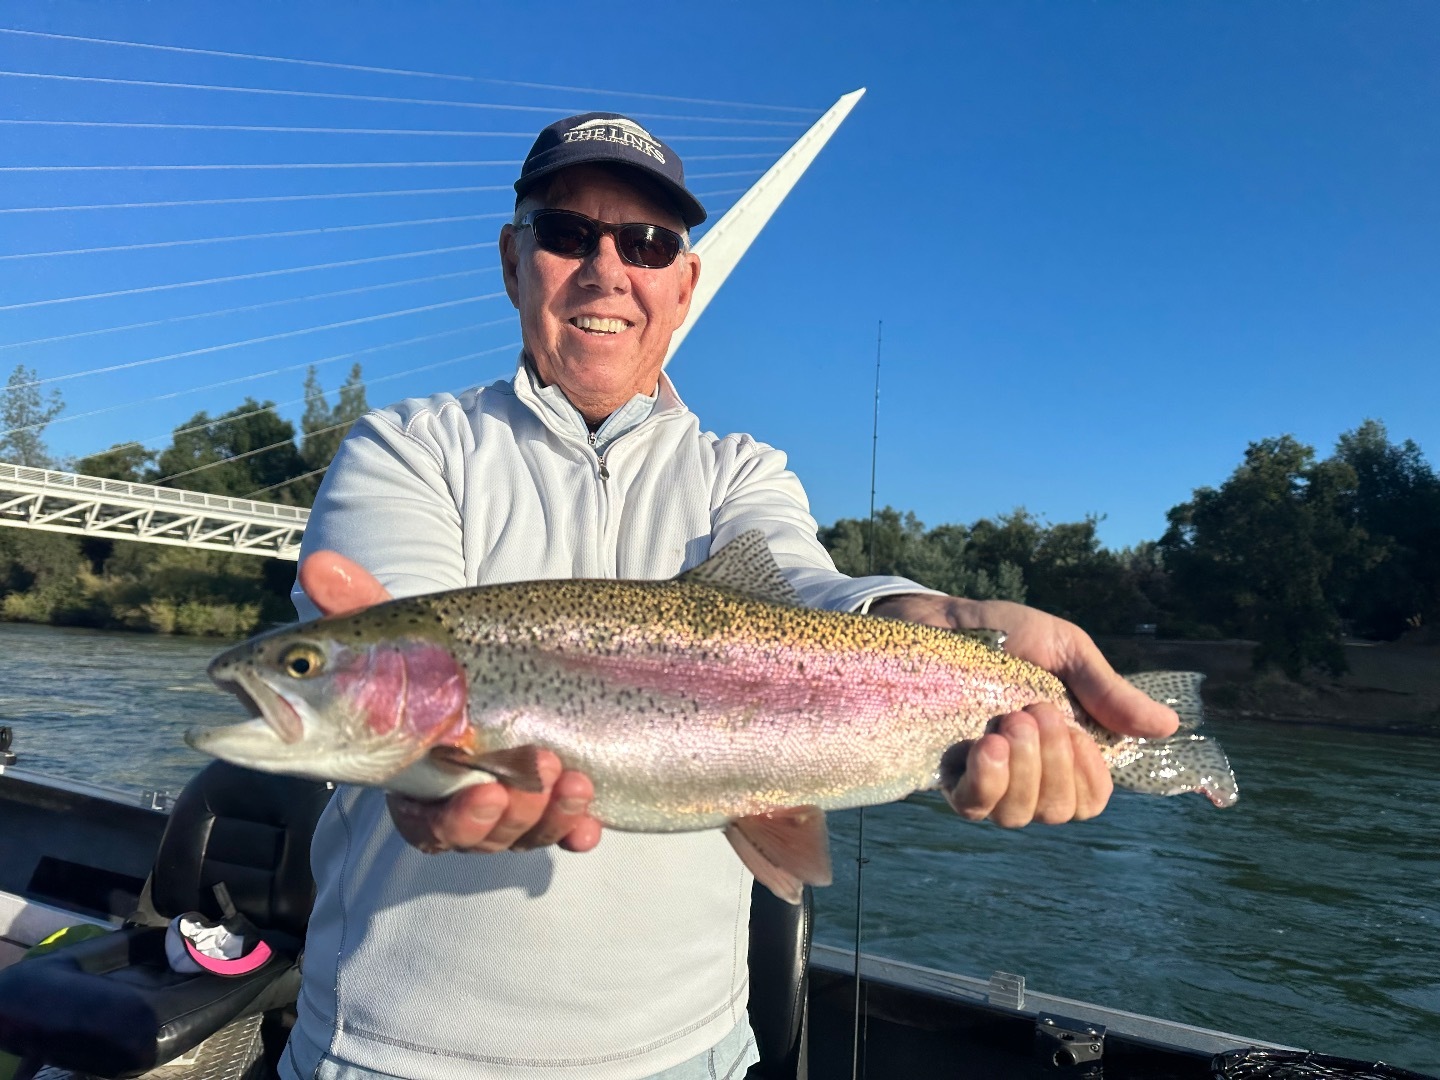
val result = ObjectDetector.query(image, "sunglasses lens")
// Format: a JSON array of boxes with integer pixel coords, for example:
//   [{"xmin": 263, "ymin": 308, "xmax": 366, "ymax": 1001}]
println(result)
[
  {"xmin": 617, "ymin": 225, "xmax": 682, "ymax": 269},
  {"xmin": 531, "ymin": 212, "xmax": 598, "ymax": 257},
  {"xmin": 528, "ymin": 211, "xmax": 681, "ymax": 268}
]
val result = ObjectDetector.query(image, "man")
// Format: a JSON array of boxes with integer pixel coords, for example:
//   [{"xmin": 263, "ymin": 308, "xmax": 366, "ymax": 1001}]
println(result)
[{"xmin": 283, "ymin": 112, "xmax": 1178, "ymax": 1080}]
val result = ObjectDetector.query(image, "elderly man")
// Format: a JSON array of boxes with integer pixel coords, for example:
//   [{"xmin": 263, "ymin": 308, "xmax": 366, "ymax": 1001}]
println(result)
[{"xmin": 283, "ymin": 112, "xmax": 1177, "ymax": 1080}]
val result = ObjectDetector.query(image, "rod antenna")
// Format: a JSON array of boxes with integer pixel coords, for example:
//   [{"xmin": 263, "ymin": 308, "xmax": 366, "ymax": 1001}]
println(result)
[{"xmin": 852, "ymin": 318, "xmax": 882, "ymax": 1080}]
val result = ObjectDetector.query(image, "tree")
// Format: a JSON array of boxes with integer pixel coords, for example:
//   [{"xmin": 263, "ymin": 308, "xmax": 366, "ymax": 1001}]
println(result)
[
  {"xmin": 0, "ymin": 364, "xmax": 64, "ymax": 467},
  {"xmin": 1331, "ymin": 420, "xmax": 1440, "ymax": 639},
  {"xmin": 818, "ymin": 507, "xmax": 1026, "ymax": 603},
  {"xmin": 291, "ymin": 364, "xmax": 369, "ymax": 504},
  {"xmin": 1160, "ymin": 435, "xmax": 1366, "ymax": 677},
  {"xmin": 77, "ymin": 443, "xmax": 156, "ymax": 482},
  {"xmin": 152, "ymin": 399, "xmax": 306, "ymax": 502}
]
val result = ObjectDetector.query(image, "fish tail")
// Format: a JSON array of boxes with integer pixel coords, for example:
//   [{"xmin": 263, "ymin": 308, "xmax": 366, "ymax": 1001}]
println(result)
[
  {"xmin": 1111, "ymin": 670, "xmax": 1239, "ymax": 807},
  {"xmin": 1110, "ymin": 731, "xmax": 1238, "ymax": 807},
  {"xmin": 1122, "ymin": 670, "xmax": 1206, "ymax": 730}
]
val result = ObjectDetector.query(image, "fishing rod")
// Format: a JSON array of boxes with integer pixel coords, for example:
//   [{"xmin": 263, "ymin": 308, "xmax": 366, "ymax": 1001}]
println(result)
[{"xmin": 852, "ymin": 319, "xmax": 882, "ymax": 1080}]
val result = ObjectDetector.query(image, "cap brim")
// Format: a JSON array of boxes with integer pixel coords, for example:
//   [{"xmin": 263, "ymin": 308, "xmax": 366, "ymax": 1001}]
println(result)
[{"xmin": 515, "ymin": 161, "xmax": 707, "ymax": 229}]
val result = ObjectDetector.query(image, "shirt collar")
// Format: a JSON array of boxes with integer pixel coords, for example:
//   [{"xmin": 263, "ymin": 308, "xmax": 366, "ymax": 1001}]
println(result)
[{"xmin": 518, "ymin": 353, "xmax": 681, "ymax": 454}]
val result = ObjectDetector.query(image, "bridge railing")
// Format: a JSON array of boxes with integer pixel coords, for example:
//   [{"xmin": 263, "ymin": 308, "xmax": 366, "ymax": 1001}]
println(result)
[
  {"xmin": 0, "ymin": 462, "xmax": 310, "ymax": 523},
  {"xmin": 0, "ymin": 462, "xmax": 309, "ymax": 559}
]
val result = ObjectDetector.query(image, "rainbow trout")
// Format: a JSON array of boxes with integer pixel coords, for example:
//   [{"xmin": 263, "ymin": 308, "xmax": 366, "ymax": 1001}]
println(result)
[{"xmin": 189, "ymin": 530, "xmax": 1237, "ymax": 902}]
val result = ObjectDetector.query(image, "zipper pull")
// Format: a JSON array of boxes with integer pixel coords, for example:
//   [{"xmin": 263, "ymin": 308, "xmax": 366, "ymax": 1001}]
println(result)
[{"xmin": 598, "ymin": 455, "xmax": 609, "ymax": 480}]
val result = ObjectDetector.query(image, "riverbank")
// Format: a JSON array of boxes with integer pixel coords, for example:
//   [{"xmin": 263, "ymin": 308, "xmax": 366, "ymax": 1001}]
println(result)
[{"xmin": 1099, "ymin": 633, "xmax": 1440, "ymax": 730}]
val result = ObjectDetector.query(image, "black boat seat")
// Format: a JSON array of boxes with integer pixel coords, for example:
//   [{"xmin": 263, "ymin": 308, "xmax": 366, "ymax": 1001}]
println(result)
[
  {"xmin": 0, "ymin": 761, "xmax": 813, "ymax": 1080},
  {"xmin": 0, "ymin": 761, "xmax": 333, "ymax": 1079},
  {"xmin": 746, "ymin": 882, "xmax": 811, "ymax": 1080}
]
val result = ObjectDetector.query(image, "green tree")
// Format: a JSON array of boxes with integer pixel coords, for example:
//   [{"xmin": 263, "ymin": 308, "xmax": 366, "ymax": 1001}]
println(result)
[
  {"xmin": 1331, "ymin": 419, "xmax": 1440, "ymax": 639},
  {"xmin": 1161, "ymin": 435, "xmax": 1366, "ymax": 677},
  {"xmin": 153, "ymin": 399, "xmax": 306, "ymax": 502},
  {"xmin": 818, "ymin": 507, "xmax": 1026, "ymax": 603},
  {"xmin": 0, "ymin": 364, "xmax": 64, "ymax": 467},
  {"xmin": 77, "ymin": 443, "xmax": 156, "ymax": 482},
  {"xmin": 297, "ymin": 364, "xmax": 368, "ymax": 503}
]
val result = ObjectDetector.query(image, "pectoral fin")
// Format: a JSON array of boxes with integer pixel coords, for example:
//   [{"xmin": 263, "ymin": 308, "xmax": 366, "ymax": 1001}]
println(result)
[
  {"xmin": 725, "ymin": 805, "xmax": 832, "ymax": 904},
  {"xmin": 427, "ymin": 744, "xmax": 546, "ymax": 793}
]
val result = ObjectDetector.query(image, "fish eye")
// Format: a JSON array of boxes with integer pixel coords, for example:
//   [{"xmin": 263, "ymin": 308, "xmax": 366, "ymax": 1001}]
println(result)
[{"xmin": 280, "ymin": 644, "xmax": 325, "ymax": 679}]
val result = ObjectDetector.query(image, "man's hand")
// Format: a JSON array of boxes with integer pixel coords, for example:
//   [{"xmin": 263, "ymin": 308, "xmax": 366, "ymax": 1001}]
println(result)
[
  {"xmin": 866, "ymin": 594, "xmax": 1179, "ymax": 827},
  {"xmin": 297, "ymin": 551, "xmax": 603, "ymax": 855}
]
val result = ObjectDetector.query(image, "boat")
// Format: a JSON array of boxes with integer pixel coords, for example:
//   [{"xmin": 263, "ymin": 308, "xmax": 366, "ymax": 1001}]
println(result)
[{"xmin": 1, "ymin": 729, "xmax": 1433, "ymax": 1080}]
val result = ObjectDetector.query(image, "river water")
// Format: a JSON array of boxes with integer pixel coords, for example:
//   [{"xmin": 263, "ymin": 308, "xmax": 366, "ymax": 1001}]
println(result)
[{"xmin": 1, "ymin": 621, "xmax": 1435, "ymax": 1074}]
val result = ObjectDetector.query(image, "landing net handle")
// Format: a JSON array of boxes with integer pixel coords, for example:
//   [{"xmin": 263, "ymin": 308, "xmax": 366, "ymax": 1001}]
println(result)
[{"xmin": 1213, "ymin": 1049, "xmax": 1438, "ymax": 1080}]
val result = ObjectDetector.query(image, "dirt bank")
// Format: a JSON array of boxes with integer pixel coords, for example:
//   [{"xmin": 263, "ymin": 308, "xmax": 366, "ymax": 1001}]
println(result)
[{"xmin": 1096, "ymin": 634, "xmax": 1440, "ymax": 731}]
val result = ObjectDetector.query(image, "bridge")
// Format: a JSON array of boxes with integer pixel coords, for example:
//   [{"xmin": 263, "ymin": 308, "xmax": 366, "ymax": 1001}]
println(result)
[
  {"xmin": 0, "ymin": 462, "xmax": 308, "ymax": 559},
  {"xmin": 0, "ymin": 90, "xmax": 864, "ymax": 560}
]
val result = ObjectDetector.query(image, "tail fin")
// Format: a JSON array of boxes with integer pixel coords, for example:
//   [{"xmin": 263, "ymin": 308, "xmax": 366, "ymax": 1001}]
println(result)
[
  {"xmin": 1114, "ymin": 670, "xmax": 1239, "ymax": 807},
  {"xmin": 1123, "ymin": 670, "xmax": 1206, "ymax": 730}
]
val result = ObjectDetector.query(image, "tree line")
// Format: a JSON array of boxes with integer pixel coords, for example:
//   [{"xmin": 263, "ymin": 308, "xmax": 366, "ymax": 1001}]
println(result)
[
  {"xmin": 0, "ymin": 363, "xmax": 366, "ymax": 635},
  {"xmin": 825, "ymin": 418, "xmax": 1438, "ymax": 677},
  {"xmin": 3, "ymin": 360, "xmax": 1438, "ymax": 678}
]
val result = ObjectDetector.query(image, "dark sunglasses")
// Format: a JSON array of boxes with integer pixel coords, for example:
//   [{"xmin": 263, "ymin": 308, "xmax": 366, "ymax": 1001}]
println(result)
[{"xmin": 518, "ymin": 209, "xmax": 685, "ymax": 269}]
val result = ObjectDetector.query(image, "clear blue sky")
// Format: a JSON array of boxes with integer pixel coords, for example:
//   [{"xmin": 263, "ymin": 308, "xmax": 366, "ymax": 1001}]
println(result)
[{"xmin": 2, "ymin": 1, "xmax": 1436, "ymax": 549}]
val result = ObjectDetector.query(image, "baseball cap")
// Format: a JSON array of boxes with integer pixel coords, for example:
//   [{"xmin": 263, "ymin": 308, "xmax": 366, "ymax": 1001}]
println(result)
[{"xmin": 515, "ymin": 112, "xmax": 707, "ymax": 228}]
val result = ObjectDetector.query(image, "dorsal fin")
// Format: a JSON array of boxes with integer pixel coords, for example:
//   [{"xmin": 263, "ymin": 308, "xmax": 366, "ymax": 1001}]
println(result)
[{"xmin": 676, "ymin": 530, "xmax": 803, "ymax": 607}]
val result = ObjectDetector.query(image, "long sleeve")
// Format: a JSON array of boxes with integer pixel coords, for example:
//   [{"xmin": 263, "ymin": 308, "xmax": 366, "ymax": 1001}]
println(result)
[{"xmin": 291, "ymin": 409, "xmax": 466, "ymax": 620}]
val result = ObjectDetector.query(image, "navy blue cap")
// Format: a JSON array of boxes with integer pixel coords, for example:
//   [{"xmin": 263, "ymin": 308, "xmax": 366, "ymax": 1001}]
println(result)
[{"xmin": 515, "ymin": 112, "xmax": 707, "ymax": 228}]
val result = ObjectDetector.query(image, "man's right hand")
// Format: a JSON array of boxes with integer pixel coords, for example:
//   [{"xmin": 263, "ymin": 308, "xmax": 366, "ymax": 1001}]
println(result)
[{"xmin": 297, "ymin": 551, "xmax": 604, "ymax": 855}]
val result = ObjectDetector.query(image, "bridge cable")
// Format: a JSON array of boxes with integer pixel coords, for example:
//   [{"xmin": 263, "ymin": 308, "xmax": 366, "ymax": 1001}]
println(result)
[
  {"xmin": 0, "ymin": 119, "xmax": 795, "ymax": 144},
  {"xmin": 0, "ymin": 268, "xmax": 500, "ymax": 353},
  {"xmin": 16, "ymin": 292, "xmax": 507, "ymax": 390},
  {"xmin": 30, "ymin": 321, "xmax": 513, "ymax": 446},
  {"xmin": 0, "ymin": 213, "xmax": 508, "ymax": 262},
  {"xmin": 0, "ymin": 187, "xmax": 511, "ymax": 215},
  {"xmin": 0, "ymin": 242, "xmax": 494, "ymax": 313},
  {"xmin": 0, "ymin": 70, "xmax": 809, "ymax": 127},
  {"xmin": 0, "ymin": 27, "xmax": 822, "ymax": 112}
]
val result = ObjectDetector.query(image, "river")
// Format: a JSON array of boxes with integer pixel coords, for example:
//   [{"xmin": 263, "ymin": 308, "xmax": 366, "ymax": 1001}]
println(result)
[{"xmin": 1, "ymin": 621, "xmax": 1435, "ymax": 1074}]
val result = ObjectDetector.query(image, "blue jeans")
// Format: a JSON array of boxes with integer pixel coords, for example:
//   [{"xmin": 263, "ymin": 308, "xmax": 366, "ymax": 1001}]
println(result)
[{"xmin": 279, "ymin": 1019, "xmax": 759, "ymax": 1080}]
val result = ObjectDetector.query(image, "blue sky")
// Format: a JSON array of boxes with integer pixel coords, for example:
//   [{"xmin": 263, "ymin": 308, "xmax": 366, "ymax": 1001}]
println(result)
[{"xmin": 1, "ymin": 1, "xmax": 1436, "ymax": 548}]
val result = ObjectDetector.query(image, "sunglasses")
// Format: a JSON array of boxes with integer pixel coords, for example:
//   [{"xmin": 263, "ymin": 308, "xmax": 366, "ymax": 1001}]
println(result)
[{"xmin": 518, "ymin": 209, "xmax": 685, "ymax": 269}]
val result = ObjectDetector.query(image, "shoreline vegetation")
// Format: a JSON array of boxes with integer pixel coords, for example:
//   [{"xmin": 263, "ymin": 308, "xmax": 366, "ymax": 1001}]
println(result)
[{"xmin": 3, "ymin": 362, "xmax": 1439, "ymax": 706}]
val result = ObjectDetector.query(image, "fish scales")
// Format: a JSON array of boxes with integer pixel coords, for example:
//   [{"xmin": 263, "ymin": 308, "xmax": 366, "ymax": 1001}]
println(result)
[
  {"xmin": 190, "ymin": 530, "xmax": 1238, "ymax": 902},
  {"xmin": 372, "ymin": 578, "xmax": 1110, "ymax": 830}
]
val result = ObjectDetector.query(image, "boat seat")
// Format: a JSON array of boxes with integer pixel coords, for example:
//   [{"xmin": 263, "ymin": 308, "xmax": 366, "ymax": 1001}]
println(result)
[
  {"xmin": 745, "ymin": 882, "xmax": 812, "ymax": 1080},
  {"xmin": 0, "ymin": 761, "xmax": 333, "ymax": 1079}
]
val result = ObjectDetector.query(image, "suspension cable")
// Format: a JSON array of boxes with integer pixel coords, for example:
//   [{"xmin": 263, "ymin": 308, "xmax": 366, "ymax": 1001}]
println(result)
[
  {"xmin": 0, "ymin": 267, "xmax": 499, "ymax": 352},
  {"xmin": 0, "ymin": 186, "xmax": 510, "ymax": 215},
  {"xmin": 23, "ymin": 322, "xmax": 511, "ymax": 444},
  {"xmin": 0, "ymin": 242, "xmax": 492, "ymax": 312},
  {"xmin": 0, "ymin": 213, "xmax": 506, "ymax": 261},
  {"xmin": 18, "ymin": 293, "xmax": 506, "ymax": 389},
  {"xmin": 0, "ymin": 28, "xmax": 821, "ymax": 113},
  {"xmin": 0, "ymin": 70, "xmax": 809, "ymax": 126}
]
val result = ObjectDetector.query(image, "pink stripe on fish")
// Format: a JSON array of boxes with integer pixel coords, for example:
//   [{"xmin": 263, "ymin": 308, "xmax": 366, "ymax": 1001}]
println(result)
[{"xmin": 549, "ymin": 640, "xmax": 1042, "ymax": 722}]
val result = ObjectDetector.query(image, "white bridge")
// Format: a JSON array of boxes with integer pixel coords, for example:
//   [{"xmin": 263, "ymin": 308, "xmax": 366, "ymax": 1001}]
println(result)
[
  {"xmin": 0, "ymin": 91, "xmax": 864, "ymax": 561},
  {"xmin": 0, "ymin": 462, "xmax": 309, "ymax": 560}
]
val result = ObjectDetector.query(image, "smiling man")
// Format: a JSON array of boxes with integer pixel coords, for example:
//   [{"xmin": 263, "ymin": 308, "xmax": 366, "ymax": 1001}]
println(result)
[{"xmin": 283, "ymin": 112, "xmax": 1178, "ymax": 1080}]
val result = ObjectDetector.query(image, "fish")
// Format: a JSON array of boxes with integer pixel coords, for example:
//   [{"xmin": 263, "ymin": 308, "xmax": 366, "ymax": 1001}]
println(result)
[{"xmin": 188, "ymin": 529, "xmax": 1238, "ymax": 903}]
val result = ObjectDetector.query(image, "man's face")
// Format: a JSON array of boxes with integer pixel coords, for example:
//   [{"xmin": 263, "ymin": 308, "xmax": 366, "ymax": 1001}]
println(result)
[{"xmin": 499, "ymin": 165, "xmax": 702, "ymax": 423}]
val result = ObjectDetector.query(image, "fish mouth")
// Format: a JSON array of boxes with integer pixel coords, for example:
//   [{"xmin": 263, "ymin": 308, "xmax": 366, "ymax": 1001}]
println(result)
[{"xmin": 212, "ymin": 668, "xmax": 305, "ymax": 745}]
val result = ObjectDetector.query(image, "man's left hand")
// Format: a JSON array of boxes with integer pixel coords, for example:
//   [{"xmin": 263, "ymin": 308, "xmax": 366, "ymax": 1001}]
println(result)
[{"xmin": 865, "ymin": 595, "xmax": 1179, "ymax": 827}]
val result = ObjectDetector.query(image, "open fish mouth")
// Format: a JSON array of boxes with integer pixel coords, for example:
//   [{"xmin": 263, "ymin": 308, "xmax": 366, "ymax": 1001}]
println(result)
[{"xmin": 210, "ymin": 668, "xmax": 305, "ymax": 745}]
